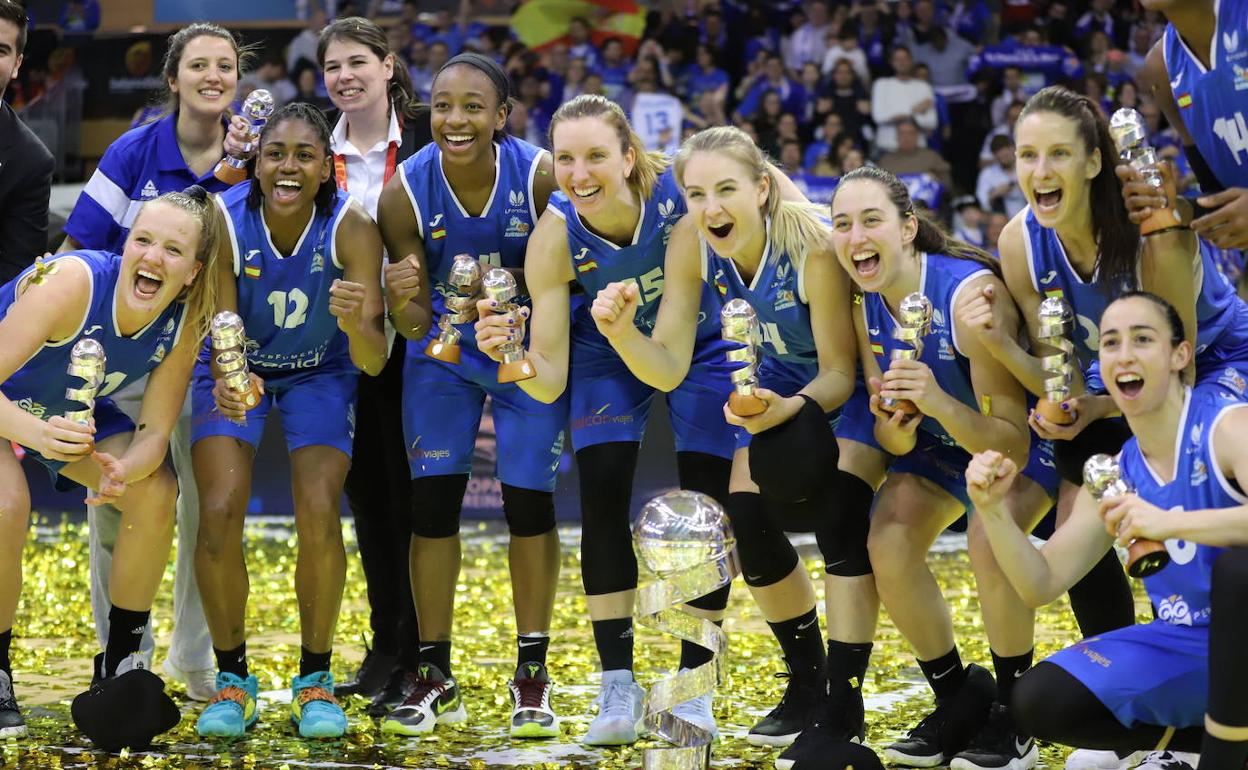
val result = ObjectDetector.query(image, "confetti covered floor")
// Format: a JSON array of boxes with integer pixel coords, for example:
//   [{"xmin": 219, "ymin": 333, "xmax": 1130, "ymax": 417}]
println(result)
[{"xmin": 3, "ymin": 515, "xmax": 1152, "ymax": 770}]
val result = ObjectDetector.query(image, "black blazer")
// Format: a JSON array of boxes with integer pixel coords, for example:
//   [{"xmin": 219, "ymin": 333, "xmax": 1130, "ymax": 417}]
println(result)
[
  {"xmin": 0, "ymin": 101, "xmax": 54, "ymax": 286},
  {"xmin": 324, "ymin": 102, "xmax": 433, "ymax": 166}
]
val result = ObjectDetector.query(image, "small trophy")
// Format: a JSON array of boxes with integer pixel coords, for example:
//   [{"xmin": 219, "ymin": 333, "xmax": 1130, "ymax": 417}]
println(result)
[
  {"xmin": 1036, "ymin": 296, "xmax": 1076, "ymax": 425},
  {"xmin": 425, "ymin": 254, "xmax": 483, "ymax": 364},
  {"xmin": 1083, "ymin": 453, "xmax": 1169, "ymax": 578},
  {"xmin": 1109, "ymin": 107, "xmax": 1182, "ymax": 236},
  {"xmin": 213, "ymin": 89, "xmax": 275, "ymax": 185},
  {"xmin": 634, "ymin": 491, "xmax": 738, "ymax": 770},
  {"xmin": 879, "ymin": 292, "xmax": 933, "ymax": 415},
  {"xmin": 211, "ymin": 311, "xmax": 260, "ymax": 410},
  {"xmin": 720, "ymin": 299, "xmax": 767, "ymax": 417},
  {"xmin": 481, "ymin": 268, "xmax": 535, "ymax": 383},
  {"xmin": 64, "ymin": 338, "xmax": 106, "ymax": 425}
]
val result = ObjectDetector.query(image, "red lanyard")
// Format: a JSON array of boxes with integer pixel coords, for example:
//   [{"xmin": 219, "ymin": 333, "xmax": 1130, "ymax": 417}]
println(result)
[{"xmin": 333, "ymin": 117, "xmax": 402, "ymax": 193}]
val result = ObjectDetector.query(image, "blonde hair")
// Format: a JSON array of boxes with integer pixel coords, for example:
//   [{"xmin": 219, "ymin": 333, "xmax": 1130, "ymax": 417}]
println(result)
[
  {"xmin": 548, "ymin": 94, "xmax": 670, "ymax": 200},
  {"xmin": 134, "ymin": 186, "xmax": 222, "ymax": 344},
  {"xmin": 674, "ymin": 125, "xmax": 828, "ymax": 272}
]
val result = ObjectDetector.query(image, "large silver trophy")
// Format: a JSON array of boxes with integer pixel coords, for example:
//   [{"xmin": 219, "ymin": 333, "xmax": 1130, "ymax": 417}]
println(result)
[
  {"xmin": 214, "ymin": 89, "xmax": 275, "ymax": 185},
  {"xmin": 482, "ymin": 268, "xmax": 535, "ymax": 383},
  {"xmin": 1083, "ymin": 454, "xmax": 1169, "ymax": 578},
  {"xmin": 1108, "ymin": 107, "xmax": 1182, "ymax": 236},
  {"xmin": 720, "ymin": 299, "xmax": 766, "ymax": 417},
  {"xmin": 426, "ymin": 254, "xmax": 483, "ymax": 364},
  {"xmin": 879, "ymin": 292, "xmax": 933, "ymax": 415},
  {"xmin": 634, "ymin": 491, "xmax": 739, "ymax": 770},
  {"xmin": 64, "ymin": 339, "xmax": 106, "ymax": 424},
  {"xmin": 211, "ymin": 311, "xmax": 260, "ymax": 410},
  {"xmin": 1036, "ymin": 296, "xmax": 1076, "ymax": 425}
]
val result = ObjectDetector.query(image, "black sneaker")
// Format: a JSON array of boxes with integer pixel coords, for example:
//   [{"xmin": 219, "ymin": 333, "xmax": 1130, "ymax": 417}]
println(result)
[
  {"xmin": 885, "ymin": 664, "xmax": 996, "ymax": 768},
  {"xmin": 335, "ymin": 645, "xmax": 399, "ymax": 700},
  {"xmin": 1129, "ymin": 752, "xmax": 1199, "ymax": 770},
  {"xmin": 0, "ymin": 670, "xmax": 26, "ymax": 738},
  {"xmin": 951, "ymin": 703, "xmax": 1038, "ymax": 770},
  {"xmin": 747, "ymin": 667, "xmax": 823, "ymax": 748},
  {"xmin": 366, "ymin": 664, "xmax": 416, "ymax": 718},
  {"xmin": 508, "ymin": 662, "xmax": 558, "ymax": 738},
  {"xmin": 775, "ymin": 673, "xmax": 865, "ymax": 770}
]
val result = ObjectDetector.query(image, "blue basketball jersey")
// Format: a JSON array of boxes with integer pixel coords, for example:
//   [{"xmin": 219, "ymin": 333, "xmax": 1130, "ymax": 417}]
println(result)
[
  {"xmin": 702, "ymin": 219, "xmax": 818, "ymax": 384},
  {"xmin": 0, "ymin": 251, "xmax": 187, "ymax": 420},
  {"xmin": 1163, "ymin": 0, "xmax": 1248, "ymax": 189},
  {"xmin": 863, "ymin": 252, "xmax": 991, "ymax": 447},
  {"xmin": 1118, "ymin": 386, "xmax": 1240, "ymax": 627},
  {"xmin": 215, "ymin": 183, "xmax": 352, "ymax": 374},
  {"xmin": 548, "ymin": 167, "xmax": 723, "ymax": 354},
  {"xmin": 397, "ymin": 135, "xmax": 546, "ymax": 331}
]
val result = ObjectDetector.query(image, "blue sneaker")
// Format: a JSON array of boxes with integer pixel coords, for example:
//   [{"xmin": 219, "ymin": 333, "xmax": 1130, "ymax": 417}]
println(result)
[
  {"xmin": 291, "ymin": 671, "xmax": 347, "ymax": 739},
  {"xmin": 196, "ymin": 672, "xmax": 259, "ymax": 738}
]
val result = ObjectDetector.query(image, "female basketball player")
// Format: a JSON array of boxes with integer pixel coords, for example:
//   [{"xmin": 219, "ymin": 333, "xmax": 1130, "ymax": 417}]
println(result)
[
  {"xmin": 192, "ymin": 103, "xmax": 386, "ymax": 740},
  {"xmin": 374, "ymin": 52, "xmax": 566, "ymax": 740},
  {"xmin": 0, "ymin": 188, "xmax": 220, "ymax": 737}
]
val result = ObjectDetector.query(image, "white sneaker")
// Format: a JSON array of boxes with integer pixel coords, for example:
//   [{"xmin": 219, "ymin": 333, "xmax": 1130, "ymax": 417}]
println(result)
[
  {"xmin": 1131, "ymin": 752, "xmax": 1199, "ymax": 770},
  {"xmin": 583, "ymin": 670, "xmax": 646, "ymax": 746},
  {"xmin": 1065, "ymin": 750, "xmax": 1147, "ymax": 770},
  {"xmin": 163, "ymin": 659, "xmax": 217, "ymax": 702},
  {"xmin": 672, "ymin": 692, "xmax": 718, "ymax": 741}
]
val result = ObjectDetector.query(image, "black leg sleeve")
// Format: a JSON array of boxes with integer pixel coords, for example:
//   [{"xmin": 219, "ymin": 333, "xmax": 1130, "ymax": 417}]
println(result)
[{"xmin": 576, "ymin": 442, "xmax": 641, "ymax": 596}]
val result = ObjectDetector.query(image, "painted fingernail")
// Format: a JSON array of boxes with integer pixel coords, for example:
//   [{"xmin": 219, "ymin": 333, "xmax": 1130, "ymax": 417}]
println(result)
[{"xmin": 1061, "ymin": 403, "xmax": 1070, "ymax": 411}]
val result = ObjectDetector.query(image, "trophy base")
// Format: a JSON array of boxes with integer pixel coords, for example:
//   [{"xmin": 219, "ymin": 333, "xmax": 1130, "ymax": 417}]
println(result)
[
  {"xmin": 880, "ymin": 399, "xmax": 919, "ymax": 416},
  {"xmin": 1126, "ymin": 539, "xmax": 1170, "ymax": 578},
  {"xmin": 1036, "ymin": 397, "xmax": 1075, "ymax": 425},
  {"xmin": 728, "ymin": 392, "xmax": 767, "ymax": 417},
  {"xmin": 425, "ymin": 340, "xmax": 462, "ymax": 365},
  {"xmin": 241, "ymin": 382, "xmax": 262, "ymax": 411},
  {"xmin": 213, "ymin": 160, "xmax": 248, "ymax": 186},
  {"xmin": 498, "ymin": 358, "xmax": 535, "ymax": 383}
]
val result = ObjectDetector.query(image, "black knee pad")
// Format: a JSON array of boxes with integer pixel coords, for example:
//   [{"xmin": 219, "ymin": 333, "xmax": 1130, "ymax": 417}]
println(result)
[
  {"xmin": 685, "ymin": 581, "xmax": 731, "ymax": 612},
  {"xmin": 1053, "ymin": 417, "xmax": 1132, "ymax": 486},
  {"xmin": 817, "ymin": 471, "xmax": 875, "ymax": 577},
  {"xmin": 408, "ymin": 474, "xmax": 469, "ymax": 538},
  {"xmin": 577, "ymin": 443, "xmax": 641, "ymax": 596},
  {"xmin": 726, "ymin": 492, "xmax": 799, "ymax": 587},
  {"xmin": 501, "ymin": 484, "xmax": 556, "ymax": 537},
  {"xmin": 676, "ymin": 451, "xmax": 731, "ymax": 505}
]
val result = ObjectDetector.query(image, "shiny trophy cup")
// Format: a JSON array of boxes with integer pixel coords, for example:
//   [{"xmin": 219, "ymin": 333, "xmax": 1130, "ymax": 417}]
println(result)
[
  {"xmin": 1036, "ymin": 296, "xmax": 1077, "ymax": 425},
  {"xmin": 482, "ymin": 268, "xmax": 535, "ymax": 383},
  {"xmin": 721, "ymin": 299, "xmax": 767, "ymax": 417},
  {"xmin": 1083, "ymin": 453, "xmax": 1169, "ymax": 578},
  {"xmin": 213, "ymin": 89, "xmax": 275, "ymax": 185},
  {"xmin": 1109, "ymin": 107, "xmax": 1182, "ymax": 236},
  {"xmin": 64, "ymin": 338, "xmax": 106, "ymax": 425},
  {"xmin": 211, "ymin": 311, "xmax": 260, "ymax": 410},
  {"xmin": 425, "ymin": 254, "xmax": 483, "ymax": 365},
  {"xmin": 879, "ymin": 292, "xmax": 933, "ymax": 415},
  {"xmin": 634, "ymin": 491, "xmax": 739, "ymax": 770}
]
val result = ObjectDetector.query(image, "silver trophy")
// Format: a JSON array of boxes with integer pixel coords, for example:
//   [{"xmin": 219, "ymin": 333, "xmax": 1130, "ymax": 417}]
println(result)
[
  {"xmin": 634, "ymin": 491, "xmax": 739, "ymax": 770},
  {"xmin": 1036, "ymin": 296, "xmax": 1076, "ymax": 425},
  {"xmin": 482, "ymin": 268, "xmax": 535, "ymax": 383},
  {"xmin": 720, "ymin": 299, "xmax": 767, "ymax": 417},
  {"xmin": 880, "ymin": 292, "xmax": 933, "ymax": 414},
  {"xmin": 425, "ymin": 254, "xmax": 483, "ymax": 364},
  {"xmin": 1109, "ymin": 107, "xmax": 1181, "ymax": 235},
  {"xmin": 214, "ymin": 89, "xmax": 276, "ymax": 185},
  {"xmin": 1083, "ymin": 454, "xmax": 1169, "ymax": 578},
  {"xmin": 210, "ymin": 311, "xmax": 259, "ymax": 410},
  {"xmin": 63, "ymin": 338, "xmax": 106, "ymax": 424}
]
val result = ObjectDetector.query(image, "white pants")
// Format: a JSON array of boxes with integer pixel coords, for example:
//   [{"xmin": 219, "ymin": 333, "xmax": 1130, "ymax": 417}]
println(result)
[{"xmin": 88, "ymin": 378, "xmax": 213, "ymax": 672}]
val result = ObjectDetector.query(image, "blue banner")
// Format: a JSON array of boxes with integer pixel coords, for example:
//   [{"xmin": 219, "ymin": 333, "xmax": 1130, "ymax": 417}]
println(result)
[
  {"xmin": 155, "ymin": 0, "xmax": 302, "ymax": 23},
  {"xmin": 792, "ymin": 172, "xmax": 946, "ymax": 211}
]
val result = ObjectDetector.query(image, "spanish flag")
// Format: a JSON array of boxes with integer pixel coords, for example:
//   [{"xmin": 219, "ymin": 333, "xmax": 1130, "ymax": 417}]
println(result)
[
  {"xmin": 432, "ymin": 228, "xmax": 446, "ymax": 240},
  {"xmin": 511, "ymin": 0, "xmax": 646, "ymax": 55},
  {"xmin": 1044, "ymin": 288, "xmax": 1065, "ymax": 299},
  {"xmin": 244, "ymin": 265, "xmax": 261, "ymax": 279},
  {"xmin": 577, "ymin": 259, "xmax": 599, "ymax": 273},
  {"xmin": 870, "ymin": 342, "xmax": 884, "ymax": 356},
  {"xmin": 1176, "ymin": 92, "xmax": 1192, "ymax": 109}
]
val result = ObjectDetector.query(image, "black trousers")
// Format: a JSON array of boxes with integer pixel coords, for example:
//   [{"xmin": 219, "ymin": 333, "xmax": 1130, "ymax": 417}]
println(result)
[{"xmin": 344, "ymin": 334, "xmax": 419, "ymax": 655}]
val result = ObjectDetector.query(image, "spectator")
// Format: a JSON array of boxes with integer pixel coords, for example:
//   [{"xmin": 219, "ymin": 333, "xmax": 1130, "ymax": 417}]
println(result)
[
  {"xmin": 561, "ymin": 56, "xmax": 589, "ymax": 103},
  {"xmin": 241, "ymin": 55, "xmax": 297, "ymax": 108},
  {"xmin": 595, "ymin": 37, "xmax": 631, "ymax": 101},
  {"xmin": 821, "ymin": 22, "xmax": 870, "ymax": 84},
  {"xmin": 812, "ymin": 131, "xmax": 859, "ymax": 176},
  {"xmin": 566, "ymin": 17, "xmax": 599, "ymax": 68},
  {"xmin": 1111, "ymin": 78, "xmax": 1139, "ymax": 112},
  {"xmin": 870, "ymin": 45, "xmax": 937, "ymax": 153},
  {"xmin": 985, "ymin": 210, "xmax": 1009, "ymax": 257},
  {"xmin": 913, "ymin": 26, "xmax": 975, "ymax": 88},
  {"xmin": 684, "ymin": 89, "xmax": 726, "ymax": 132},
  {"xmin": 980, "ymin": 99, "xmax": 1024, "ymax": 168},
  {"xmin": 990, "ymin": 66, "xmax": 1029, "ymax": 126},
  {"xmin": 507, "ymin": 99, "xmax": 544, "ymax": 147},
  {"xmin": 828, "ymin": 57, "xmax": 873, "ymax": 146},
  {"xmin": 840, "ymin": 145, "xmax": 866, "ymax": 174},
  {"xmin": 895, "ymin": 0, "xmax": 942, "ymax": 48},
  {"xmin": 0, "ymin": 0, "xmax": 53, "ymax": 285},
  {"xmin": 804, "ymin": 111, "xmax": 843, "ymax": 171},
  {"xmin": 779, "ymin": 139, "xmax": 803, "ymax": 176},
  {"xmin": 851, "ymin": 0, "xmax": 894, "ymax": 74},
  {"xmin": 701, "ymin": 8, "xmax": 730, "ymax": 52},
  {"xmin": 286, "ymin": 7, "xmax": 326, "ymax": 73},
  {"xmin": 291, "ymin": 62, "xmax": 330, "ymax": 111},
  {"xmin": 951, "ymin": 195, "xmax": 987, "ymax": 250},
  {"xmin": 976, "ymin": 133, "xmax": 1026, "ymax": 218},
  {"xmin": 1074, "ymin": 0, "xmax": 1118, "ymax": 45},
  {"xmin": 735, "ymin": 53, "xmax": 804, "ymax": 121},
  {"xmin": 879, "ymin": 117, "xmax": 952, "ymax": 189},
  {"xmin": 786, "ymin": 0, "xmax": 832, "ymax": 72},
  {"xmin": 752, "ymin": 90, "xmax": 785, "ymax": 155},
  {"xmin": 58, "ymin": 0, "xmax": 99, "ymax": 40},
  {"xmin": 947, "ymin": 0, "xmax": 991, "ymax": 42},
  {"xmin": 411, "ymin": 0, "xmax": 475, "ymax": 56},
  {"xmin": 407, "ymin": 38, "xmax": 433, "ymax": 101},
  {"xmin": 1125, "ymin": 22, "xmax": 1155, "ymax": 76},
  {"xmin": 630, "ymin": 58, "xmax": 682, "ymax": 154},
  {"xmin": 684, "ymin": 43, "xmax": 729, "ymax": 105},
  {"xmin": 796, "ymin": 61, "xmax": 825, "ymax": 126}
]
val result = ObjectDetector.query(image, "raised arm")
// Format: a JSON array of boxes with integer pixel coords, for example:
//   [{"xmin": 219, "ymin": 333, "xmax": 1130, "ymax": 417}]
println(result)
[
  {"xmin": 377, "ymin": 173, "xmax": 435, "ymax": 341},
  {"xmin": 332, "ymin": 202, "xmax": 389, "ymax": 375}
]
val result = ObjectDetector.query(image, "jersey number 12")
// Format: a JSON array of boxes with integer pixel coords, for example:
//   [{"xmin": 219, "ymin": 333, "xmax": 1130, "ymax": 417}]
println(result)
[{"xmin": 267, "ymin": 289, "xmax": 310, "ymax": 330}]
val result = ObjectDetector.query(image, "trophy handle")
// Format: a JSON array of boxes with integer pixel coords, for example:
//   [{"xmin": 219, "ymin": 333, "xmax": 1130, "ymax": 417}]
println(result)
[
  {"xmin": 498, "ymin": 358, "xmax": 536, "ymax": 383},
  {"xmin": 1126, "ymin": 539, "xmax": 1170, "ymax": 578},
  {"xmin": 1138, "ymin": 162, "xmax": 1183, "ymax": 237},
  {"xmin": 728, "ymin": 392, "xmax": 767, "ymax": 417},
  {"xmin": 1035, "ymin": 397, "xmax": 1075, "ymax": 426}
]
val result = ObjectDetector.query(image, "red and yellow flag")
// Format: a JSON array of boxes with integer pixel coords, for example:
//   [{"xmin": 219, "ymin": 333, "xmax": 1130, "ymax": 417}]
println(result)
[{"xmin": 511, "ymin": 0, "xmax": 646, "ymax": 55}]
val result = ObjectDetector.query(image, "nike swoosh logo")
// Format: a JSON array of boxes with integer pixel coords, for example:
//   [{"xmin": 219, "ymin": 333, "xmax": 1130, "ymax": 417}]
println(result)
[
  {"xmin": 1013, "ymin": 668, "xmax": 1026, "ymax": 679},
  {"xmin": 434, "ymin": 696, "xmax": 458, "ymax": 714},
  {"xmin": 931, "ymin": 664, "xmax": 958, "ymax": 680},
  {"xmin": 518, "ymin": 640, "xmax": 543, "ymax": 647},
  {"xmin": 1015, "ymin": 737, "xmax": 1033, "ymax": 755},
  {"xmin": 797, "ymin": 618, "xmax": 818, "ymax": 630}
]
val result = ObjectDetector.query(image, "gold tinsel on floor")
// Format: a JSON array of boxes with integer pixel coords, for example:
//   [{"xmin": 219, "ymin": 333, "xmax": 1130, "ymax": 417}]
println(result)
[{"xmin": 2, "ymin": 515, "xmax": 1151, "ymax": 769}]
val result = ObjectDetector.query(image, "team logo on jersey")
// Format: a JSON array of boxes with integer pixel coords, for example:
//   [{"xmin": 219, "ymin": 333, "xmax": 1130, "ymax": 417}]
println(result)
[
  {"xmin": 937, "ymin": 336, "xmax": 956, "ymax": 361},
  {"xmin": 149, "ymin": 344, "xmax": 167, "ymax": 364},
  {"xmin": 932, "ymin": 308, "xmax": 946, "ymax": 328},
  {"xmin": 573, "ymin": 246, "xmax": 598, "ymax": 273},
  {"xmin": 1039, "ymin": 269, "xmax": 1058, "ymax": 285},
  {"xmin": 141, "ymin": 180, "xmax": 159, "ymax": 200},
  {"xmin": 429, "ymin": 213, "xmax": 446, "ymax": 239},
  {"xmin": 505, "ymin": 215, "xmax": 531, "ymax": 238},
  {"xmin": 1218, "ymin": 367, "xmax": 1248, "ymax": 396},
  {"xmin": 713, "ymin": 268, "xmax": 728, "ymax": 296},
  {"xmin": 310, "ymin": 252, "xmax": 324, "ymax": 274},
  {"xmin": 1157, "ymin": 594, "xmax": 1193, "ymax": 626},
  {"xmin": 508, "ymin": 189, "xmax": 526, "ymax": 209},
  {"xmin": 16, "ymin": 398, "xmax": 45, "ymax": 418},
  {"xmin": 774, "ymin": 288, "xmax": 796, "ymax": 311},
  {"xmin": 657, "ymin": 199, "xmax": 675, "ymax": 218},
  {"xmin": 1190, "ymin": 421, "xmax": 1204, "ymax": 448},
  {"xmin": 1190, "ymin": 456, "xmax": 1209, "ymax": 486},
  {"xmin": 83, "ymin": 324, "xmax": 103, "ymax": 336},
  {"xmin": 1225, "ymin": 29, "xmax": 1240, "ymax": 55}
]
